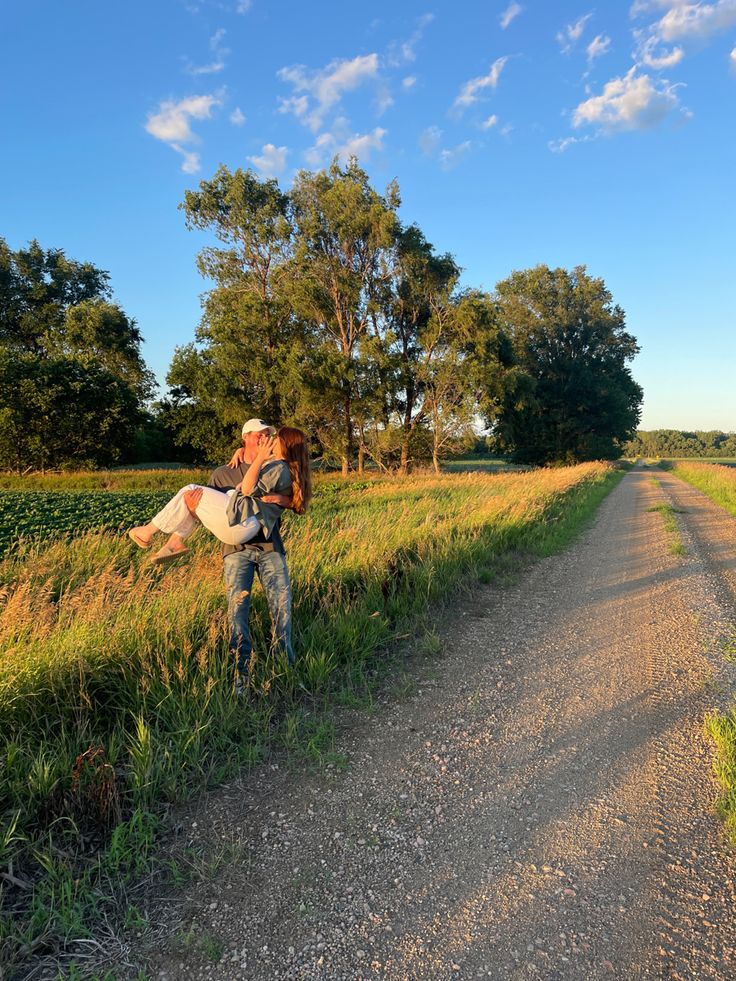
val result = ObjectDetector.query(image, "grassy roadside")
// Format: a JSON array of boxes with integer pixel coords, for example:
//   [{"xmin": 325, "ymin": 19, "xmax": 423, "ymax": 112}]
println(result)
[
  {"xmin": 667, "ymin": 461, "xmax": 736, "ymax": 517},
  {"xmin": 0, "ymin": 463, "xmax": 622, "ymax": 975},
  {"xmin": 665, "ymin": 465, "xmax": 736, "ymax": 840}
]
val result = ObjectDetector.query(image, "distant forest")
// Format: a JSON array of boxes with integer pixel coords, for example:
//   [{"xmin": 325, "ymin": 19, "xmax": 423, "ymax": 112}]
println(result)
[{"xmin": 624, "ymin": 430, "xmax": 736, "ymax": 458}]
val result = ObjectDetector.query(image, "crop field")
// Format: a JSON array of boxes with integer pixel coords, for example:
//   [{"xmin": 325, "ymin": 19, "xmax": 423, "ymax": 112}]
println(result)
[{"xmin": 0, "ymin": 462, "xmax": 620, "ymax": 970}]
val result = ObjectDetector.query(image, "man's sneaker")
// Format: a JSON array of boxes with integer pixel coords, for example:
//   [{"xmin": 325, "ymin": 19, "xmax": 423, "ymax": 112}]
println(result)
[{"xmin": 235, "ymin": 676, "xmax": 247, "ymax": 698}]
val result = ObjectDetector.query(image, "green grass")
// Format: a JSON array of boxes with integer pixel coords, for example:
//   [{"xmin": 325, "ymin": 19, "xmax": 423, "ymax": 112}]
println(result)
[
  {"xmin": 670, "ymin": 461, "xmax": 736, "ymax": 516},
  {"xmin": 647, "ymin": 503, "xmax": 687, "ymax": 555},
  {"xmin": 707, "ymin": 704, "xmax": 736, "ymax": 842},
  {"xmin": 0, "ymin": 461, "xmax": 621, "ymax": 975}
]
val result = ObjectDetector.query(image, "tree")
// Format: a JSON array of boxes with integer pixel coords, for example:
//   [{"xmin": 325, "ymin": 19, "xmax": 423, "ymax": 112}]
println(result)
[
  {"xmin": 287, "ymin": 159, "xmax": 400, "ymax": 475},
  {"xmin": 0, "ymin": 352, "xmax": 141, "ymax": 471},
  {"xmin": 0, "ymin": 238, "xmax": 153, "ymax": 470},
  {"xmin": 177, "ymin": 166, "xmax": 302, "ymax": 435},
  {"xmin": 380, "ymin": 225, "xmax": 461, "ymax": 473},
  {"xmin": 492, "ymin": 265, "xmax": 642, "ymax": 464}
]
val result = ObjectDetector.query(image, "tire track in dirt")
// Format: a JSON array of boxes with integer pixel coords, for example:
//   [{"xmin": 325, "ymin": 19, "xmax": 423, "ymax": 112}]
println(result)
[{"xmin": 116, "ymin": 468, "xmax": 736, "ymax": 981}]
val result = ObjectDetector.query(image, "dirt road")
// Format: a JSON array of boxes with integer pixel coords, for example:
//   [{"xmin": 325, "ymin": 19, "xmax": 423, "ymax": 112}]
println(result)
[{"xmin": 138, "ymin": 468, "xmax": 736, "ymax": 980}]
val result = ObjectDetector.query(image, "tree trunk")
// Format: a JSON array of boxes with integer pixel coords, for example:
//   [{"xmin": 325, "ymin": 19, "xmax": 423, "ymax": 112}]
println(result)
[
  {"xmin": 358, "ymin": 444, "xmax": 365, "ymax": 474},
  {"xmin": 399, "ymin": 439, "xmax": 410, "ymax": 476},
  {"xmin": 342, "ymin": 388, "xmax": 353, "ymax": 478},
  {"xmin": 432, "ymin": 428, "xmax": 441, "ymax": 473}
]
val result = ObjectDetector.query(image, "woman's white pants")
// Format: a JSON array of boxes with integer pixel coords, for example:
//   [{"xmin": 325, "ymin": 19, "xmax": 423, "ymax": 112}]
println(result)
[{"xmin": 151, "ymin": 485, "xmax": 261, "ymax": 546}]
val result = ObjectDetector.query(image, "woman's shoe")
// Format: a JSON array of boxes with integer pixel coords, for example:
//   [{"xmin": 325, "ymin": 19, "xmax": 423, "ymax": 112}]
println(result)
[
  {"xmin": 150, "ymin": 545, "xmax": 189, "ymax": 565},
  {"xmin": 128, "ymin": 527, "xmax": 152, "ymax": 549}
]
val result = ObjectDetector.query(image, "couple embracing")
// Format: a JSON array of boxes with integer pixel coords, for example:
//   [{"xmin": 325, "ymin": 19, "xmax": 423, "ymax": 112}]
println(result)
[{"xmin": 129, "ymin": 419, "xmax": 311, "ymax": 692}]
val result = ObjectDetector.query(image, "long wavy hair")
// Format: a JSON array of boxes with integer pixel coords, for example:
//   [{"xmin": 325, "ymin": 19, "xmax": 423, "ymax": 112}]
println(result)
[{"xmin": 277, "ymin": 426, "xmax": 312, "ymax": 515}]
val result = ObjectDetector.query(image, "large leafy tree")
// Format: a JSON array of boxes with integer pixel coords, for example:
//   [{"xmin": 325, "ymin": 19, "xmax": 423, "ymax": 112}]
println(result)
[
  {"xmin": 493, "ymin": 265, "xmax": 642, "ymax": 464},
  {"xmin": 0, "ymin": 238, "xmax": 153, "ymax": 470},
  {"xmin": 287, "ymin": 159, "xmax": 400, "ymax": 475},
  {"xmin": 172, "ymin": 166, "xmax": 314, "ymax": 459}
]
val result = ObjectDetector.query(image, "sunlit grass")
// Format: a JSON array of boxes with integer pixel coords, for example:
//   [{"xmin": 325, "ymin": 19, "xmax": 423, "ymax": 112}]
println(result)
[
  {"xmin": 670, "ymin": 461, "xmax": 736, "ymax": 516},
  {"xmin": 0, "ymin": 461, "xmax": 619, "ymax": 969}
]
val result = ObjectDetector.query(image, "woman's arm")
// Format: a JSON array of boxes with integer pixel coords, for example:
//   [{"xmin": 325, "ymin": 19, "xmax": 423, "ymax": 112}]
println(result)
[{"xmin": 238, "ymin": 437, "xmax": 275, "ymax": 496}]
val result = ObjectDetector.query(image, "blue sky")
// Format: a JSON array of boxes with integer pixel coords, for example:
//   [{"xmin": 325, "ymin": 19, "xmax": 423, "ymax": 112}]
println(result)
[{"xmin": 2, "ymin": 0, "xmax": 735, "ymax": 430}]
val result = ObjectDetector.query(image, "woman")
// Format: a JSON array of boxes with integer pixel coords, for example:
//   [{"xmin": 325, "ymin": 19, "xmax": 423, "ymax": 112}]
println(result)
[{"xmin": 129, "ymin": 426, "xmax": 311, "ymax": 565}]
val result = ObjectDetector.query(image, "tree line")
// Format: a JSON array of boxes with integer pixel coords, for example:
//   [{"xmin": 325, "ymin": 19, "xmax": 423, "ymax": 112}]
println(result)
[
  {"xmin": 0, "ymin": 159, "xmax": 643, "ymax": 473},
  {"xmin": 624, "ymin": 430, "xmax": 736, "ymax": 458}
]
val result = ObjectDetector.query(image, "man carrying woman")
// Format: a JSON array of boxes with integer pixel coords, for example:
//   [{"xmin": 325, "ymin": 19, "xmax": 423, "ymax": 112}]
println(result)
[{"xmin": 129, "ymin": 420, "xmax": 311, "ymax": 690}]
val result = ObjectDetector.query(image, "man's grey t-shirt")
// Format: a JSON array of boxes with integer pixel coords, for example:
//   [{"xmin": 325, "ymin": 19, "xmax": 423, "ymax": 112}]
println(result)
[{"xmin": 208, "ymin": 462, "xmax": 286, "ymax": 557}]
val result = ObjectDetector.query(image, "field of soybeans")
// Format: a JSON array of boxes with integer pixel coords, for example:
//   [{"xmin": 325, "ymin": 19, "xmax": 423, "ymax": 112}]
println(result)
[{"xmin": 0, "ymin": 461, "xmax": 620, "ymax": 970}]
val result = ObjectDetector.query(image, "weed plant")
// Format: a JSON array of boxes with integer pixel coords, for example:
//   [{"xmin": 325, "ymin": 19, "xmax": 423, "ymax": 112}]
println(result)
[{"xmin": 0, "ymin": 461, "xmax": 619, "ymax": 971}]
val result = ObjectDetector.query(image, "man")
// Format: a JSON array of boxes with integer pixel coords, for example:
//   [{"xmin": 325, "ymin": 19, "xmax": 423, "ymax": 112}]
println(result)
[{"xmin": 208, "ymin": 418, "xmax": 293, "ymax": 692}]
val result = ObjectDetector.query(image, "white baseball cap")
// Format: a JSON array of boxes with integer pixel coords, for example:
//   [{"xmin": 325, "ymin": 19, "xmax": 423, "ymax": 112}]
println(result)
[{"xmin": 241, "ymin": 418, "xmax": 276, "ymax": 436}]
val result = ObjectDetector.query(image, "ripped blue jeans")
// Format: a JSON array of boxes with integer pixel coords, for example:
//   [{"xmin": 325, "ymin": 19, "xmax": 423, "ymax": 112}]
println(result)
[{"xmin": 223, "ymin": 548, "xmax": 294, "ymax": 677}]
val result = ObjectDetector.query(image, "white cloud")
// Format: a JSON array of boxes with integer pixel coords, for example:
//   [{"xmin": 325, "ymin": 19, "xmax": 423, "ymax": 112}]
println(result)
[
  {"xmin": 731, "ymin": 45, "xmax": 736, "ymax": 65},
  {"xmin": 402, "ymin": 75, "xmax": 417, "ymax": 89},
  {"xmin": 548, "ymin": 133, "xmax": 595, "ymax": 152},
  {"xmin": 230, "ymin": 107, "xmax": 246, "ymax": 125},
  {"xmin": 453, "ymin": 56, "xmax": 508, "ymax": 112},
  {"xmin": 187, "ymin": 27, "xmax": 229, "ymax": 75},
  {"xmin": 656, "ymin": 0, "xmax": 736, "ymax": 42},
  {"xmin": 247, "ymin": 143, "xmax": 288, "ymax": 178},
  {"xmin": 338, "ymin": 127, "xmax": 386, "ymax": 161},
  {"xmin": 236, "ymin": 0, "xmax": 252, "ymax": 11},
  {"xmin": 481, "ymin": 113, "xmax": 499, "ymax": 129},
  {"xmin": 636, "ymin": 35, "xmax": 685, "ymax": 68},
  {"xmin": 401, "ymin": 13, "xmax": 435, "ymax": 61},
  {"xmin": 572, "ymin": 67, "xmax": 686, "ymax": 131},
  {"xmin": 304, "ymin": 125, "xmax": 386, "ymax": 166},
  {"xmin": 278, "ymin": 53, "xmax": 380, "ymax": 131},
  {"xmin": 587, "ymin": 34, "xmax": 611, "ymax": 62},
  {"xmin": 633, "ymin": 1, "xmax": 736, "ymax": 68},
  {"xmin": 376, "ymin": 87, "xmax": 394, "ymax": 114},
  {"xmin": 439, "ymin": 140, "xmax": 472, "ymax": 169},
  {"xmin": 557, "ymin": 13, "xmax": 593, "ymax": 52},
  {"xmin": 500, "ymin": 3, "xmax": 523, "ymax": 28},
  {"xmin": 419, "ymin": 125, "xmax": 442, "ymax": 155},
  {"xmin": 145, "ymin": 94, "xmax": 221, "ymax": 171}
]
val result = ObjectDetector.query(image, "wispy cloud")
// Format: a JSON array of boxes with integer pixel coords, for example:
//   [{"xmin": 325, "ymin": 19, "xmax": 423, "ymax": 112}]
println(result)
[
  {"xmin": 439, "ymin": 140, "xmax": 472, "ymax": 169},
  {"xmin": 587, "ymin": 34, "xmax": 611, "ymax": 62},
  {"xmin": 278, "ymin": 53, "xmax": 380, "ymax": 132},
  {"xmin": 248, "ymin": 143, "xmax": 288, "ymax": 178},
  {"xmin": 402, "ymin": 75, "xmax": 417, "ymax": 90},
  {"xmin": 419, "ymin": 125, "xmax": 442, "ymax": 155},
  {"xmin": 230, "ymin": 107, "xmax": 246, "ymax": 125},
  {"xmin": 387, "ymin": 12, "xmax": 434, "ymax": 65},
  {"xmin": 145, "ymin": 93, "xmax": 221, "ymax": 172},
  {"xmin": 452, "ymin": 57, "xmax": 508, "ymax": 112},
  {"xmin": 731, "ymin": 45, "xmax": 736, "ymax": 66},
  {"xmin": 401, "ymin": 12, "xmax": 434, "ymax": 61},
  {"xmin": 305, "ymin": 122, "xmax": 386, "ymax": 166},
  {"xmin": 633, "ymin": 1, "xmax": 736, "ymax": 68},
  {"xmin": 500, "ymin": 3, "xmax": 523, "ymax": 29},
  {"xmin": 655, "ymin": 0, "xmax": 736, "ymax": 42},
  {"xmin": 236, "ymin": 0, "xmax": 252, "ymax": 12},
  {"xmin": 480, "ymin": 113, "xmax": 499, "ymax": 129},
  {"xmin": 557, "ymin": 13, "xmax": 593, "ymax": 53},
  {"xmin": 548, "ymin": 133, "xmax": 595, "ymax": 152},
  {"xmin": 572, "ymin": 67, "xmax": 688, "ymax": 131},
  {"xmin": 187, "ymin": 27, "xmax": 228, "ymax": 75}
]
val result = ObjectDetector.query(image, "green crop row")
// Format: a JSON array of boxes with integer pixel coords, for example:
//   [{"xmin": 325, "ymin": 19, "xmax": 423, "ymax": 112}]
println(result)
[{"xmin": 0, "ymin": 491, "xmax": 172, "ymax": 556}]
